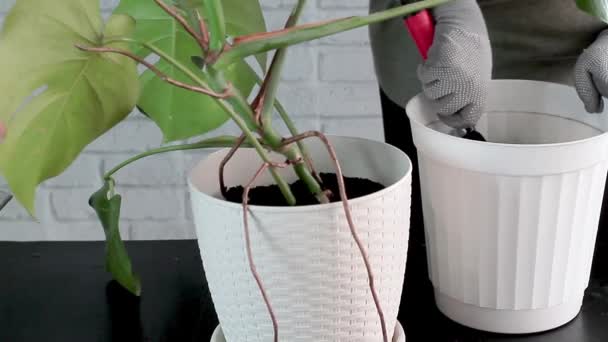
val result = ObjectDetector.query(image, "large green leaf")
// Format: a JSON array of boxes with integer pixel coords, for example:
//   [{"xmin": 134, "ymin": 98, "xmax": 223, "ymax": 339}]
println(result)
[
  {"xmin": 0, "ymin": 0, "xmax": 139, "ymax": 215},
  {"xmin": 113, "ymin": 0, "xmax": 267, "ymax": 142},
  {"xmin": 173, "ymin": 0, "xmax": 267, "ymax": 70},
  {"xmin": 90, "ymin": 179, "xmax": 141, "ymax": 296},
  {"xmin": 576, "ymin": 0, "xmax": 608, "ymax": 22}
]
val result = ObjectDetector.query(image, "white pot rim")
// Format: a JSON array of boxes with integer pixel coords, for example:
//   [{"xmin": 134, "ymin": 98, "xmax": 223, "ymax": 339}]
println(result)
[
  {"xmin": 188, "ymin": 135, "xmax": 412, "ymax": 213},
  {"xmin": 407, "ymin": 79, "xmax": 608, "ymax": 150}
]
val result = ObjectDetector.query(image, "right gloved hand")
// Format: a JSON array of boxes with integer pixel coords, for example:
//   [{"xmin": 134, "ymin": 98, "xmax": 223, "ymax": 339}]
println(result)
[{"xmin": 417, "ymin": 0, "xmax": 492, "ymax": 129}]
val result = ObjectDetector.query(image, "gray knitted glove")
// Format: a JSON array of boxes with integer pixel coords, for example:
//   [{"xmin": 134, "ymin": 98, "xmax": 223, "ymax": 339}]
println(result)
[
  {"xmin": 575, "ymin": 31, "xmax": 608, "ymax": 113},
  {"xmin": 417, "ymin": 0, "xmax": 492, "ymax": 129}
]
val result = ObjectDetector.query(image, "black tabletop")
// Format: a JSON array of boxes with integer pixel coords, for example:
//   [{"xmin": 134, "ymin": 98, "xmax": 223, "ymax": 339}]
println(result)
[{"xmin": 0, "ymin": 238, "xmax": 607, "ymax": 342}]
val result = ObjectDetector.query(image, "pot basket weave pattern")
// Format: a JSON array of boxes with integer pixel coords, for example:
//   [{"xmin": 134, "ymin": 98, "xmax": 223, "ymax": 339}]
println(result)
[
  {"xmin": 189, "ymin": 137, "xmax": 412, "ymax": 341},
  {"xmin": 191, "ymin": 183, "xmax": 411, "ymax": 342}
]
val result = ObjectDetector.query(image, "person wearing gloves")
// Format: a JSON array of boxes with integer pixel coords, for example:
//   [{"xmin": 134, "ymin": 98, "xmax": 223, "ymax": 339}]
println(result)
[{"xmin": 369, "ymin": 0, "xmax": 608, "ymax": 301}]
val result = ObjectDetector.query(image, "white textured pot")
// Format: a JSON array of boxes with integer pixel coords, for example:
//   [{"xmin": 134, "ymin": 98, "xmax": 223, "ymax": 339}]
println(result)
[
  {"xmin": 188, "ymin": 136, "xmax": 412, "ymax": 342},
  {"xmin": 407, "ymin": 80, "xmax": 608, "ymax": 334},
  {"xmin": 209, "ymin": 321, "xmax": 407, "ymax": 342}
]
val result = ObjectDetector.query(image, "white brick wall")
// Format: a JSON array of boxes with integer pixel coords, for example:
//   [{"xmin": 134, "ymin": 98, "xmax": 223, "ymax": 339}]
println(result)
[{"xmin": 0, "ymin": 0, "xmax": 385, "ymax": 241}]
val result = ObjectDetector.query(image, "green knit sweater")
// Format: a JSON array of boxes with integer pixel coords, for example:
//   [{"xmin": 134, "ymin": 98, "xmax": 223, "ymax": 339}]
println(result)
[{"xmin": 369, "ymin": 0, "xmax": 607, "ymax": 107}]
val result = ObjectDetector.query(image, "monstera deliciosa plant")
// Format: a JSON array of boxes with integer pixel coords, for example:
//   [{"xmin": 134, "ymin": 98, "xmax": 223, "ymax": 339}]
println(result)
[{"xmin": 0, "ymin": 0, "xmax": 446, "ymax": 334}]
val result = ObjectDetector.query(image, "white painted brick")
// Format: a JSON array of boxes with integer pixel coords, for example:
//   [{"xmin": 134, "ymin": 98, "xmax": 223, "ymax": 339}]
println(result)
[
  {"xmin": 0, "ymin": 218, "xmax": 128, "ymax": 241},
  {"xmin": 0, "ymin": 198, "xmax": 35, "ymax": 222},
  {"xmin": 0, "ymin": 222, "xmax": 49, "ymax": 241},
  {"xmin": 281, "ymin": 46, "xmax": 316, "ymax": 81},
  {"xmin": 322, "ymin": 117, "xmax": 385, "ymax": 142},
  {"xmin": 319, "ymin": 47, "xmax": 376, "ymax": 81},
  {"xmin": 0, "ymin": 1, "xmax": 118, "ymax": 14},
  {"xmin": 264, "ymin": 9, "xmax": 297, "ymax": 31},
  {"xmin": 263, "ymin": 7, "xmax": 317, "ymax": 31},
  {"xmin": 261, "ymin": 0, "xmax": 298, "ymax": 9},
  {"xmin": 277, "ymin": 84, "xmax": 318, "ymax": 116},
  {"xmin": 130, "ymin": 221, "xmax": 196, "ymax": 240},
  {"xmin": 51, "ymin": 188, "xmax": 98, "ymax": 221},
  {"xmin": 274, "ymin": 116, "xmax": 320, "ymax": 136},
  {"xmin": 45, "ymin": 221, "xmax": 131, "ymax": 241},
  {"xmin": 183, "ymin": 120, "xmax": 241, "ymax": 140},
  {"xmin": 87, "ymin": 120, "xmax": 163, "ymax": 153},
  {"xmin": 316, "ymin": 83, "xmax": 381, "ymax": 116},
  {"xmin": 182, "ymin": 150, "xmax": 217, "ymax": 177},
  {"xmin": 0, "ymin": 188, "xmax": 50, "ymax": 222},
  {"xmin": 319, "ymin": 0, "xmax": 368, "ymax": 9},
  {"xmin": 100, "ymin": 0, "xmax": 119, "ymax": 10},
  {"xmin": 49, "ymin": 222, "xmax": 106, "ymax": 241},
  {"xmin": 317, "ymin": 9, "xmax": 371, "ymax": 45},
  {"xmin": 185, "ymin": 191, "xmax": 195, "ymax": 220},
  {"xmin": 0, "ymin": 0, "xmax": 15, "ymax": 13},
  {"xmin": 103, "ymin": 153, "xmax": 185, "ymax": 186},
  {"xmin": 116, "ymin": 188, "xmax": 184, "ymax": 221},
  {"xmin": 44, "ymin": 154, "xmax": 102, "ymax": 188},
  {"xmin": 101, "ymin": 11, "xmax": 112, "ymax": 21},
  {"xmin": 319, "ymin": 26, "xmax": 369, "ymax": 46}
]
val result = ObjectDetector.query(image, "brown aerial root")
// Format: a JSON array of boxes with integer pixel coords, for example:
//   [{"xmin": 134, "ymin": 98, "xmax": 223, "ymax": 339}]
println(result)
[
  {"xmin": 241, "ymin": 160, "xmax": 293, "ymax": 342},
  {"xmin": 281, "ymin": 130, "xmax": 389, "ymax": 342},
  {"xmin": 239, "ymin": 131, "xmax": 389, "ymax": 342}
]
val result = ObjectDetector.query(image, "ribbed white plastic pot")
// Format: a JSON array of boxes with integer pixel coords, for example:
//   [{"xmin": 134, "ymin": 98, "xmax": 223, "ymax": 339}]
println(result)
[
  {"xmin": 407, "ymin": 80, "xmax": 608, "ymax": 334},
  {"xmin": 188, "ymin": 136, "xmax": 412, "ymax": 342}
]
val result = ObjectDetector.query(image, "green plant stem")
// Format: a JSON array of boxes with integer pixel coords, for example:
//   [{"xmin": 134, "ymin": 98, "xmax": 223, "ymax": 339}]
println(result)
[
  {"xmin": 133, "ymin": 42, "xmax": 294, "ymax": 203},
  {"xmin": 199, "ymin": 68, "xmax": 296, "ymax": 205},
  {"xmin": 258, "ymin": 0, "xmax": 326, "ymax": 201},
  {"xmin": 286, "ymin": 0, "xmax": 307, "ymax": 27},
  {"xmin": 275, "ymin": 98, "xmax": 314, "ymax": 165},
  {"xmin": 202, "ymin": 0, "xmax": 225, "ymax": 52},
  {"xmin": 260, "ymin": 0, "xmax": 306, "ymax": 130},
  {"xmin": 105, "ymin": 38, "xmax": 296, "ymax": 205},
  {"xmin": 267, "ymin": 129, "xmax": 325, "ymax": 201},
  {"xmin": 205, "ymin": 0, "xmax": 329, "ymax": 203},
  {"xmin": 246, "ymin": 66, "xmax": 315, "ymax": 178},
  {"xmin": 214, "ymin": 0, "xmax": 449, "ymax": 68},
  {"xmin": 217, "ymin": 67, "xmax": 326, "ymax": 202},
  {"xmin": 104, "ymin": 136, "xmax": 248, "ymax": 179}
]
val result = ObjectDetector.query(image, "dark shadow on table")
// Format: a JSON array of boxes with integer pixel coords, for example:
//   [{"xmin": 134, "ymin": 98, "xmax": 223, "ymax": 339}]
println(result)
[{"xmin": 105, "ymin": 242, "xmax": 219, "ymax": 342}]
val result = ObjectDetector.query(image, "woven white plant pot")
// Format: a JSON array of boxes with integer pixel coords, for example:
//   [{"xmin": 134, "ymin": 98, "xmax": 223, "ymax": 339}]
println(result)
[
  {"xmin": 210, "ymin": 320, "xmax": 406, "ymax": 342},
  {"xmin": 189, "ymin": 136, "xmax": 412, "ymax": 342},
  {"xmin": 407, "ymin": 80, "xmax": 608, "ymax": 334}
]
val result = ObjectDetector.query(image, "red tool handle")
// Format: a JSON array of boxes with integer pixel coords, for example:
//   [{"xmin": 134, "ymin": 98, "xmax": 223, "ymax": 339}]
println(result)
[{"xmin": 404, "ymin": 9, "xmax": 435, "ymax": 60}]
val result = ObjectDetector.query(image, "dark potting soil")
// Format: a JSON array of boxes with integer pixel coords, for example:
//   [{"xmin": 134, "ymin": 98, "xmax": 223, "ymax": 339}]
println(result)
[
  {"xmin": 463, "ymin": 128, "xmax": 487, "ymax": 142},
  {"xmin": 224, "ymin": 173, "xmax": 385, "ymax": 206}
]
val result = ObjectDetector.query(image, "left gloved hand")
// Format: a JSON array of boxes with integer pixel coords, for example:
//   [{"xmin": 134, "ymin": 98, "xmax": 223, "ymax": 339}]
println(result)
[
  {"xmin": 575, "ymin": 31, "xmax": 608, "ymax": 113},
  {"xmin": 417, "ymin": 0, "xmax": 492, "ymax": 129}
]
